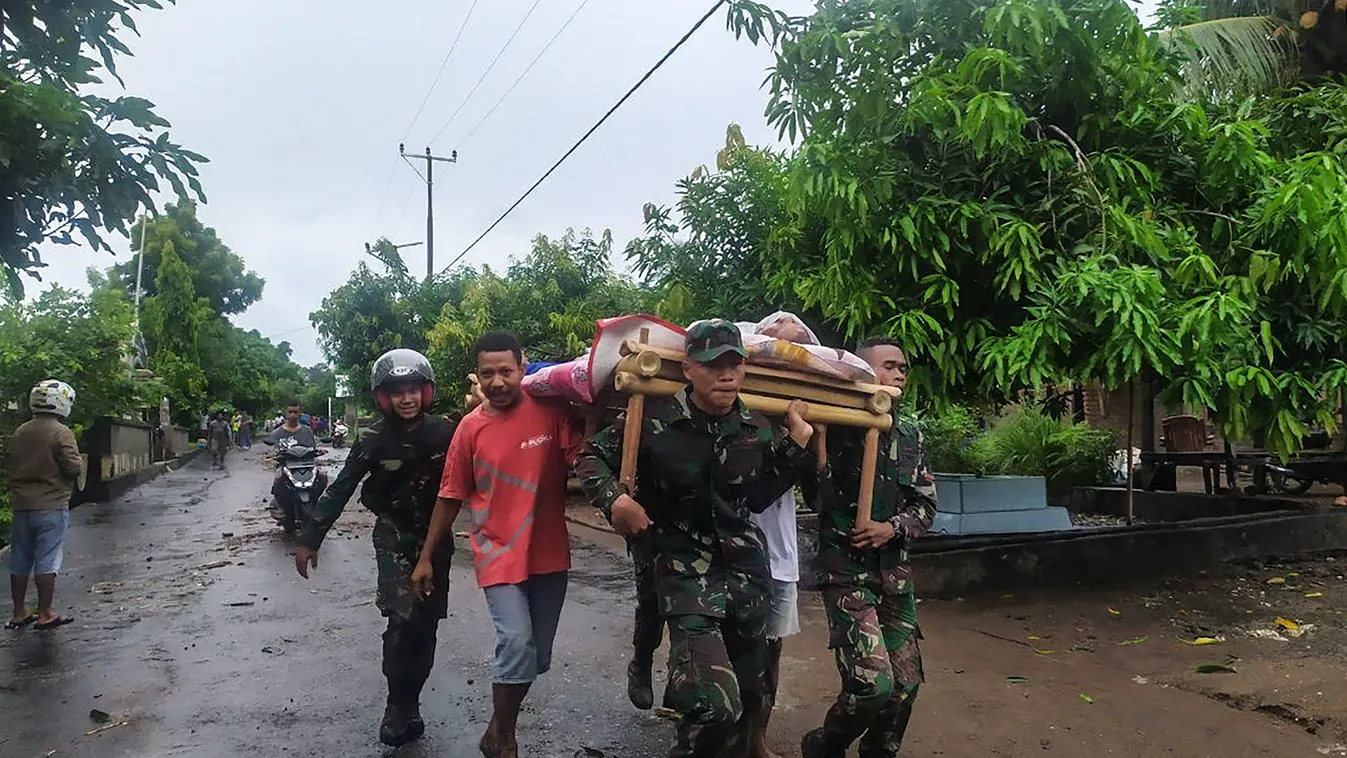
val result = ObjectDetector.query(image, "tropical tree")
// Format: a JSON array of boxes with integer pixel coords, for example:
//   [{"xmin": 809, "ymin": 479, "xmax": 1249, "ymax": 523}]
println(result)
[
  {"xmin": 1154, "ymin": 0, "xmax": 1347, "ymax": 98},
  {"xmin": 720, "ymin": 0, "xmax": 1347, "ymax": 455},
  {"xmin": 1, "ymin": 0, "xmax": 207, "ymax": 296},
  {"xmin": 109, "ymin": 201, "xmax": 264, "ymax": 315}
]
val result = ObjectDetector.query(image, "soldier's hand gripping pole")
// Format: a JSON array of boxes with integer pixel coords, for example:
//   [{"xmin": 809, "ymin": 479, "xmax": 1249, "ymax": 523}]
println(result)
[{"xmin": 856, "ymin": 427, "xmax": 880, "ymax": 526}]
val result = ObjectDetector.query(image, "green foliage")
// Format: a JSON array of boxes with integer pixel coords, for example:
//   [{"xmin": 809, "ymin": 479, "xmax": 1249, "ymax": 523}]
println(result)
[
  {"xmin": 712, "ymin": 0, "xmax": 1347, "ymax": 457},
  {"xmin": 626, "ymin": 124, "xmax": 807, "ymax": 326},
  {"xmin": 110, "ymin": 202, "xmax": 264, "ymax": 315},
  {"xmin": 967, "ymin": 410, "xmax": 1116, "ymax": 487},
  {"xmin": 1, "ymin": 0, "xmax": 207, "ymax": 296},
  {"xmin": 313, "ymin": 229, "xmax": 652, "ymax": 411},
  {"xmin": 919, "ymin": 404, "xmax": 983, "ymax": 474},
  {"xmin": 0, "ymin": 286, "xmax": 139, "ymax": 429}
]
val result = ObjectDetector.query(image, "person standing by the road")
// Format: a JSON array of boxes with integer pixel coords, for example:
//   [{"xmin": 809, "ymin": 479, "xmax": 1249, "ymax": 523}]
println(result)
[
  {"xmin": 6, "ymin": 380, "xmax": 82, "ymax": 630},
  {"xmin": 800, "ymin": 336, "xmax": 936, "ymax": 758},
  {"xmin": 239, "ymin": 412, "xmax": 253, "ymax": 450},
  {"xmin": 208, "ymin": 411, "xmax": 232, "ymax": 468},
  {"xmin": 413, "ymin": 331, "xmax": 583, "ymax": 758},
  {"xmin": 575, "ymin": 319, "xmax": 815, "ymax": 758},
  {"xmin": 292, "ymin": 349, "xmax": 456, "ymax": 747}
]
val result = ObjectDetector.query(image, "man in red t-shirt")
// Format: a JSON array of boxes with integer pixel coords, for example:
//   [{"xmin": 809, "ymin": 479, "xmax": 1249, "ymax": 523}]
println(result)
[{"xmin": 413, "ymin": 331, "xmax": 581, "ymax": 758}]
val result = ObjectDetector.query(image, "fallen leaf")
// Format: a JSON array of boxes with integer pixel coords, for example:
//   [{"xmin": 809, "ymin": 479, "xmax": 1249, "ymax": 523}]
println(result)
[
  {"xmin": 1080, "ymin": 694, "xmax": 1094, "ymax": 704},
  {"xmin": 1275, "ymin": 616, "xmax": 1300, "ymax": 632},
  {"xmin": 1118, "ymin": 636, "xmax": 1148, "ymax": 646},
  {"xmin": 1289, "ymin": 572, "xmax": 1300, "ymax": 578},
  {"xmin": 1195, "ymin": 663, "xmax": 1237, "ymax": 674},
  {"xmin": 1306, "ymin": 592, "xmax": 1323, "ymax": 599},
  {"xmin": 1185, "ymin": 636, "xmax": 1222, "ymax": 646},
  {"xmin": 1107, "ymin": 607, "xmax": 1122, "ymax": 616},
  {"xmin": 1267, "ymin": 577, "xmax": 1286, "ymax": 585},
  {"xmin": 1007, "ymin": 676, "xmax": 1029, "ymax": 684},
  {"xmin": 1035, "ymin": 649, "xmax": 1058, "ymax": 655},
  {"xmin": 1027, "ymin": 635, "xmax": 1042, "ymax": 641}
]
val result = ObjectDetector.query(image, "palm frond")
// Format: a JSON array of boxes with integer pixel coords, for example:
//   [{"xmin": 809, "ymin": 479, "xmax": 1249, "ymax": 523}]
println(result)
[{"xmin": 1159, "ymin": 15, "xmax": 1300, "ymax": 100}]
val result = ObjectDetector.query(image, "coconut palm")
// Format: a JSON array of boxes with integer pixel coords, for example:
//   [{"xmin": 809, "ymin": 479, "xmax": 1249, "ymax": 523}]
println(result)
[{"xmin": 1155, "ymin": 0, "xmax": 1347, "ymax": 98}]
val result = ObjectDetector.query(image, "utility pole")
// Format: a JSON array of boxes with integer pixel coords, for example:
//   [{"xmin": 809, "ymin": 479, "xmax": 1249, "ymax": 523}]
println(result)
[{"xmin": 399, "ymin": 144, "xmax": 457, "ymax": 279}]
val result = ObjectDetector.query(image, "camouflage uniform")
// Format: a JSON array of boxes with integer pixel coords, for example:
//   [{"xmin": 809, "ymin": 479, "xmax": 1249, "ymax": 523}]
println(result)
[
  {"xmin": 628, "ymin": 532, "xmax": 665, "ymax": 671},
  {"xmin": 805, "ymin": 414, "xmax": 936, "ymax": 758},
  {"xmin": 576, "ymin": 389, "xmax": 811, "ymax": 758},
  {"xmin": 297, "ymin": 415, "xmax": 457, "ymax": 709}
]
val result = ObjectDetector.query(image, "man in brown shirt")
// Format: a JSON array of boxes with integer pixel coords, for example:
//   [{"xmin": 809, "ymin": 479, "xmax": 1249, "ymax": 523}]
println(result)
[{"xmin": 7, "ymin": 379, "xmax": 83, "ymax": 630}]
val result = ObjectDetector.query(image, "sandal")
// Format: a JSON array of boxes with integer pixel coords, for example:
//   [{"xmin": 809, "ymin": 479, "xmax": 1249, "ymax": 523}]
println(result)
[
  {"xmin": 34, "ymin": 615, "xmax": 75, "ymax": 630},
  {"xmin": 4, "ymin": 614, "xmax": 37, "ymax": 630}
]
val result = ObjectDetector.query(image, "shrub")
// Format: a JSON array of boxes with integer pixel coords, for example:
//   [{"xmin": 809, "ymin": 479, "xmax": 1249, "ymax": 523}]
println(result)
[
  {"xmin": 918, "ymin": 404, "xmax": 982, "ymax": 473},
  {"xmin": 967, "ymin": 409, "xmax": 1115, "ymax": 488}
]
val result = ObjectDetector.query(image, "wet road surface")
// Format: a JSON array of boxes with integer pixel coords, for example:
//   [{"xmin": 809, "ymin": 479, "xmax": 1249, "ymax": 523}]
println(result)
[
  {"xmin": 1, "ymin": 449, "xmax": 671, "ymax": 757},
  {"xmin": 5, "ymin": 447, "xmax": 1340, "ymax": 758}
]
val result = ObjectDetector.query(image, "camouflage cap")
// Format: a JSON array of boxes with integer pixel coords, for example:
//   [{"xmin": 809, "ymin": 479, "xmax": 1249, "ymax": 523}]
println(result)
[{"xmin": 685, "ymin": 319, "xmax": 748, "ymax": 363}]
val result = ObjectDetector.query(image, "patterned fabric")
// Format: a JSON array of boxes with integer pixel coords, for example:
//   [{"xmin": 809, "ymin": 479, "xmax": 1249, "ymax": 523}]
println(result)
[
  {"xmin": 575, "ymin": 389, "xmax": 811, "ymax": 621},
  {"xmin": 666, "ymin": 613, "xmax": 767, "ymax": 758},
  {"xmin": 297, "ymin": 415, "xmax": 456, "ymax": 618}
]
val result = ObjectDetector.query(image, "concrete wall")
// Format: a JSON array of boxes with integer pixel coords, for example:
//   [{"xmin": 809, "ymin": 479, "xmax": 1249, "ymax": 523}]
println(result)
[{"xmin": 82, "ymin": 417, "xmax": 196, "ymax": 503}]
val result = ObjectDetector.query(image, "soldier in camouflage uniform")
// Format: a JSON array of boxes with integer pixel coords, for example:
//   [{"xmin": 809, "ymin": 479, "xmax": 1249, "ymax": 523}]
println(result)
[
  {"xmin": 576, "ymin": 320, "xmax": 816, "ymax": 758},
  {"xmin": 801, "ymin": 336, "xmax": 936, "ymax": 758},
  {"xmin": 293, "ymin": 349, "xmax": 456, "ymax": 748}
]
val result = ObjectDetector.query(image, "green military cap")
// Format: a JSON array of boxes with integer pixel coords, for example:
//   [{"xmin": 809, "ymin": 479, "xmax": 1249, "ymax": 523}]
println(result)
[{"xmin": 685, "ymin": 319, "xmax": 748, "ymax": 363}]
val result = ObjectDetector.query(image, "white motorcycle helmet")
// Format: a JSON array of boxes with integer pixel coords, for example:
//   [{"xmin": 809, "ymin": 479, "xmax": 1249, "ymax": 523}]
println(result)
[{"xmin": 30, "ymin": 379, "xmax": 76, "ymax": 418}]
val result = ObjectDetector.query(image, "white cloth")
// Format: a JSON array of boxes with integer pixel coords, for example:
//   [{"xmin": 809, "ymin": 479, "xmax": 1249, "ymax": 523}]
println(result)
[{"xmin": 751, "ymin": 490, "xmax": 800, "ymax": 583}]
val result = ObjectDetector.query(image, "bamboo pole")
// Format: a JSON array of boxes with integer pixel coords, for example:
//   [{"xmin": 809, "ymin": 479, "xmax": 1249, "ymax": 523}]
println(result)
[
  {"xmin": 620, "ymin": 339, "xmax": 893, "ymax": 396},
  {"xmin": 621, "ymin": 343, "xmax": 895, "ymax": 412},
  {"xmin": 618, "ymin": 328, "xmax": 653, "ymax": 493},
  {"xmin": 856, "ymin": 428, "xmax": 880, "ymax": 525},
  {"xmin": 816, "ymin": 423, "xmax": 829, "ymax": 471},
  {"xmin": 613, "ymin": 372, "xmax": 893, "ymax": 430}
]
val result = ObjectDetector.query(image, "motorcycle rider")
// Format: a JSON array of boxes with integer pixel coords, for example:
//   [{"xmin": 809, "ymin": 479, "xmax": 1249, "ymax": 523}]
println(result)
[
  {"xmin": 264, "ymin": 401, "xmax": 327, "ymax": 510},
  {"xmin": 292, "ymin": 349, "xmax": 458, "ymax": 747}
]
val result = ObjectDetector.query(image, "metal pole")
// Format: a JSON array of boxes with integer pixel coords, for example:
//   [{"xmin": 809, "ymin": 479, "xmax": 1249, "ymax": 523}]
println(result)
[
  {"xmin": 425, "ymin": 147, "xmax": 434, "ymax": 279},
  {"xmin": 133, "ymin": 213, "xmax": 148, "ymax": 329}
]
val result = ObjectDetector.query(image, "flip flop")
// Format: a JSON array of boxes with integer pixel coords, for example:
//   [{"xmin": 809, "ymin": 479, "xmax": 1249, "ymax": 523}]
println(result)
[
  {"xmin": 33, "ymin": 615, "xmax": 75, "ymax": 630},
  {"xmin": 4, "ymin": 614, "xmax": 37, "ymax": 630}
]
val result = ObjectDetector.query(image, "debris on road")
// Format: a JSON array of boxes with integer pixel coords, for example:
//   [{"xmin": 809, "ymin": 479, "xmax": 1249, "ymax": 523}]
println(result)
[{"xmin": 89, "ymin": 709, "xmax": 111, "ymax": 724}]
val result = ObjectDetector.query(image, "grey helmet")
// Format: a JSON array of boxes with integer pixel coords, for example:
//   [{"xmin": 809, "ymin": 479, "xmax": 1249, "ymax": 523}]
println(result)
[{"xmin": 370, "ymin": 348, "xmax": 436, "ymax": 412}]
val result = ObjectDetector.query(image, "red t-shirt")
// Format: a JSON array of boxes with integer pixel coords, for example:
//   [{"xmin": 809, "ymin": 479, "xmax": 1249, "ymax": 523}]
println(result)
[{"xmin": 439, "ymin": 394, "xmax": 581, "ymax": 588}]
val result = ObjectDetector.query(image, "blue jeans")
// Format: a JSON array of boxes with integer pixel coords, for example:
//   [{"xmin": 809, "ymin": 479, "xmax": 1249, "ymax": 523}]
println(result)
[
  {"xmin": 9, "ymin": 509, "xmax": 70, "ymax": 576},
  {"xmin": 483, "ymin": 571, "xmax": 569, "ymax": 684}
]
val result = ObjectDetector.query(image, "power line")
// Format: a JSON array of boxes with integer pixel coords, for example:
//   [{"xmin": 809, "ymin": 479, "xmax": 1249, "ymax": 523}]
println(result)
[
  {"xmin": 401, "ymin": 0, "xmax": 481, "ymax": 142},
  {"xmin": 455, "ymin": 0, "xmax": 593, "ymax": 150},
  {"xmin": 440, "ymin": 0, "xmax": 729, "ymax": 276},
  {"xmin": 427, "ymin": 0, "xmax": 544, "ymax": 146}
]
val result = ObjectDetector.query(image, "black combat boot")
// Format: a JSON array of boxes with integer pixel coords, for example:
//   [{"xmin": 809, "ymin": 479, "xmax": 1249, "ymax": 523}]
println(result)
[
  {"xmin": 801, "ymin": 728, "xmax": 848, "ymax": 758},
  {"xmin": 627, "ymin": 658, "xmax": 655, "ymax": 710},
  {"xmin": 405, "ymin": 703, "xmax": 426, "ymax": 740},
  {"xmin": 379, "ymin": 703, "xmax": 416, "ymax": 747}
]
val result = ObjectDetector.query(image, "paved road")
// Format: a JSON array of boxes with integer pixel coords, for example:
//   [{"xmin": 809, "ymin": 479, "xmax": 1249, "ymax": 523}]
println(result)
[
  {"xmin": 1, "ymin": 448, "xmax": 670, "ymax": 757},
  {"xmin": 4, "ymin": 448, "xmax": 1337, "ymax": 758}
]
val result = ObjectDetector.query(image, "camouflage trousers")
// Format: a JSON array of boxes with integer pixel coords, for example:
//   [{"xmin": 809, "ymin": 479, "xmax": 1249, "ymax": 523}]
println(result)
[
  {"xmin": 383, "ymin": 608, "xmax": 441, "ymax": 707},
  {"xmin": 666, "ymin": 614, "xmax": 768, "ymax": 758},
  {"xmin": 629, "ymin": 534, "xmax": 664, "ymax": 665},
  {"xmin": 373, "ymin": 519, "xmax": 451, "ymax": 707},
  {"xmin": 819, "ymin": 586, "xmax": 923, "ymax": 756}
]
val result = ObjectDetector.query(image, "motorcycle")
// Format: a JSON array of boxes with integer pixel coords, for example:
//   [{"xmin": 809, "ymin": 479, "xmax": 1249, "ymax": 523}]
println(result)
[
  {"xmin": 331, "ymin": 421, "xmax": 348, "ymax": 449},
  {"xmin": 270, "ymin": 438, "xmax": 327, "ymax": 535}
]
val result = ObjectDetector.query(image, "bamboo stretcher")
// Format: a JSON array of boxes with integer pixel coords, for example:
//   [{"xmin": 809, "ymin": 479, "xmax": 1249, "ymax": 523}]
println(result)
[{"xmin": 464, "ymin": 330, "xmax": 893, "ymax": 525}]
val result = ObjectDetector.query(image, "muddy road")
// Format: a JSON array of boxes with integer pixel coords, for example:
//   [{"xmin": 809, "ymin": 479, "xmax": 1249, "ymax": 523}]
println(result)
[{"xmin": 4, "ymin": 449, "xmax": 1344, "ymax": 757}]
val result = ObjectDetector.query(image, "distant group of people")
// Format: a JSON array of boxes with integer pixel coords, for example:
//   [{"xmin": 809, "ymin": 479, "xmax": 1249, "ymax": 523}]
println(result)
[{"xmin": 288, "ymin": 315, "xmax": 936, "ymax": 758}]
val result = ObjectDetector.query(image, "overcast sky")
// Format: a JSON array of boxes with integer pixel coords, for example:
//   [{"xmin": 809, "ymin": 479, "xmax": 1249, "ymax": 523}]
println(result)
[{"xmin": 33, "ymin": 0, "xmax": 1157, "ymax": 368}]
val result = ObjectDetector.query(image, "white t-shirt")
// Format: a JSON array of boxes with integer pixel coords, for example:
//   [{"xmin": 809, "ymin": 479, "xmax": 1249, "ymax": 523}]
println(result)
[{"xmin": 751, "ymin": 489, "xmax": 800, "ymax": 583}]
